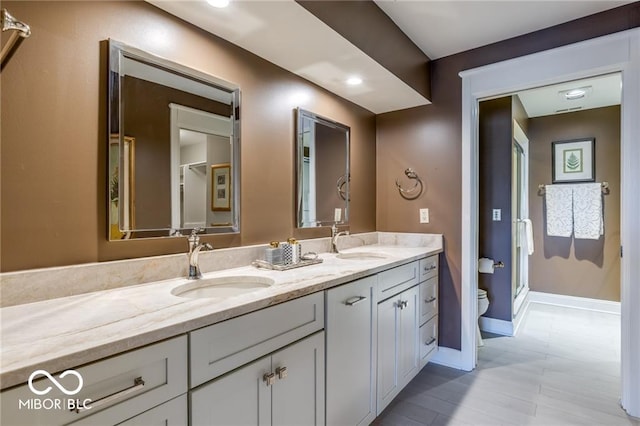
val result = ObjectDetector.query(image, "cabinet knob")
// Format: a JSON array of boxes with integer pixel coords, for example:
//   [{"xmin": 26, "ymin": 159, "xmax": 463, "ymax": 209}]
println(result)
[
  {"xmin": 263, "ymin": 372, "xmax": 276, "ymax": 386},
  {"xmin": 276, "ymin": 366, "xmax": 288, "ymax": 380},
  {"xmin": 397, "ymin": 300, "xmax": 408, "ymax": 309}
]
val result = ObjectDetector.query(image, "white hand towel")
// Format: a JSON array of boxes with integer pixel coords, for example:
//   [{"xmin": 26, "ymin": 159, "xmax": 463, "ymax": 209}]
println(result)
[
  {"xmin": 545, "ymin": 184, "xmax": 573, "ymax": 237},
  {"xmin": 522, "ymin": 219, "xmax": 535, "ymax": 255},
  {"xmin": 573, "ymin": 183, "xmax": 603, "ymax": 239}
]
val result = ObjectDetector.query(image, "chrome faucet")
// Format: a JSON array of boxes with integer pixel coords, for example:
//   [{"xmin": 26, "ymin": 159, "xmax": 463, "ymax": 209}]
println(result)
[
  {"xmin": 330, "ymin": 223, "xmax": 349, "ymax": 253},
  {"xmin": 187, "ymin": 228, "xmax": 213, "ymax": 280}
]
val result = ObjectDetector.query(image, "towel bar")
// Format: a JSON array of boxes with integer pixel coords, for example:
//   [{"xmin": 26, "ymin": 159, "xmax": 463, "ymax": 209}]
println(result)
[{"xmin": 538, "ymin": 182, "xmax": 609, "ymax": 196}]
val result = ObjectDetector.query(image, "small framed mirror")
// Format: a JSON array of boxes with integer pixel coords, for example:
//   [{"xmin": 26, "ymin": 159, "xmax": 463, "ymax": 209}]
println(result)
[
  {"xmin": 296, "ymin": 108, "xmax": 350, "ymax": 228},
  {"xmin": 108, "ymin": 40, "xmax": 240, "ymax": 240}
]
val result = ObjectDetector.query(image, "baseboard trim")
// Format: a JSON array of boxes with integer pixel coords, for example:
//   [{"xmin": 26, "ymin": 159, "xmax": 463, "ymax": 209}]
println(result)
[
  {"xmin": 528, "ymin": 291, "xmax": 621, "ymax": 315},
  {"xmin": 479, "ymin": 316, "xmax": 514, "ymax": 336},
  {"xmin": 430, "ymin": 347, "xmax": 470, "ymax": 371}
]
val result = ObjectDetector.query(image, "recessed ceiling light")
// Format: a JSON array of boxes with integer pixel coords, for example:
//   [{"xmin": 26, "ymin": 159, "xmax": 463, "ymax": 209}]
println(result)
[
  {"xmin": 565, "ymin": 89, "xmax": 586, "ymax": 100},
  {"xmin": 346, "ymin": 76, "xmax": 363, "ymax": 86},
  {"xmin": 561, "ymin": 86, "xmax": 591, "ymax": 100},
  {"xmin": 207, "ymin": 0, "xmax": 230, "ymax": 8}
]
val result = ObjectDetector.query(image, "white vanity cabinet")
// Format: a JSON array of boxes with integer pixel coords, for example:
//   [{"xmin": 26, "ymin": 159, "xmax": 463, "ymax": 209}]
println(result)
[
  {"xmin": 0, "ymin": 336, "xmax": 188, "ymax": 426},
  {"xmin": 325, "ymin": 275, "xmax": 377, "ymax": 426},
  {"xmin": 376, "ymin": 284, "xmax": 419, "ymax": 415},
  {"xmin": 188, "ymin": 292, "xmax": 325, "ymax": 425}
]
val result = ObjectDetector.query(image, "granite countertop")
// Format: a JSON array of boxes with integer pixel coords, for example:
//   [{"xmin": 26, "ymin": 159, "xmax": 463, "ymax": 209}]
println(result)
[{"xmin": 0, "ymin": 244, "xmax": 442, "ymax": 390}]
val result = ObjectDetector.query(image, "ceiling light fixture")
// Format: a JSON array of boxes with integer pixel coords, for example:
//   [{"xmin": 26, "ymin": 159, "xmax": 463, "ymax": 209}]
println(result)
[
  {"xmin": 346, "ymin": 76, "xmax": 363, "ymax": 86},
  {"xmin": 561, "ymin": 86, "xmax": 591, "ymax": 100},
  {"xmin": 207, "ymin": 0, "xmax": 230, "ymax": 8}
]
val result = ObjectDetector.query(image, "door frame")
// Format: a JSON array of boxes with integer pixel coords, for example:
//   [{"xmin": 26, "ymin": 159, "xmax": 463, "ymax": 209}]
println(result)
[{"xmin": 459, "ymin": 28, "xmax": 640, "ymax": 416}]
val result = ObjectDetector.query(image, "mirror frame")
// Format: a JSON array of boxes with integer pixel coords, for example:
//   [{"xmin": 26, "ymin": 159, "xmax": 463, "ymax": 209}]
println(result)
[
  {"xmin": 108, "ymin": 39, "xmax": 241, "ymax": 239},
  {"xmin": 296, "ymin": 108, "xmax": 350, "ymax": 228}
]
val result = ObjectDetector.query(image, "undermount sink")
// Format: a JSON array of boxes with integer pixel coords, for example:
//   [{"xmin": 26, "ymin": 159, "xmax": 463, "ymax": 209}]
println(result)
[
  {"xmin": 171, "ymin": 276, "xmax": 275, "ymax": 299},
  {"xmin": 336, "ymin": 252, "xmax": 388, "ymax": 260}
]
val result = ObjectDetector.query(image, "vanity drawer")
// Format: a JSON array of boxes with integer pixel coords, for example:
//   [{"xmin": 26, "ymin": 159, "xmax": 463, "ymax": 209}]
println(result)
[
  {"xmin": 115, "ymin": 394, "xmax": 187, "ymax": 426},
  {"xmin": 419, "ymin": 255, "xmax": 439, "ymax": 282},
  {"xmin": 377, "ymin": 261, "xmax": 419, "ymax": 301},
  {"xmin": 0, "ymin": 336, "xmax": 187, "ymax": 426},
  {"xmin": 419, "ymin": 315, "xmax": 438, "ymax": 368},
  {"xmin": 419, "ymin": 276, "xmax": 438, "ymax": 326},
  {"xmin": 190, "ymin": 292, "xmax": 324, "ymax": 387}
]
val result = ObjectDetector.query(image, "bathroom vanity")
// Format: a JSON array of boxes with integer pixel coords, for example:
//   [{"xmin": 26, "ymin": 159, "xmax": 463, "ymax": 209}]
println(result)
[{"xmin": 0, "ymin": 233, "xmax": 441, "ymax": 425}]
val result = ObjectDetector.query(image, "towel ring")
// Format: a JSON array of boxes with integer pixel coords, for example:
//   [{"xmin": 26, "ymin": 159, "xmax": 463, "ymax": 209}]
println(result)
[
  {"xmin": 395, "ymin": 168, "xmax": 424, "ymax": 200},
  {"xmin": 336, "ymin": 174, "xmax": 350, "ymax": 201}
]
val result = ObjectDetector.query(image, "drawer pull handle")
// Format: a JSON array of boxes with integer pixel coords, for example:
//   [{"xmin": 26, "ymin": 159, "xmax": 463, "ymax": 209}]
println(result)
[
  {"xmin": 71, "ymin": 376, "xmax": 145, "ymax": 413},
  {"xmin": 424, "ymin": 297, "xmax": 437, "ymax": 304},
  {"xmin": 425, "ymin": 337, "xmax": 437, "ymax": 346},
  {"xmin": 276, "ymin": 366, "xmax": 288, "ymax": 380},
  {"xmin": 263, "ymin": 372, "xmax": 276, "ymax": 386},
  {"xmin": 424, "ymin": 265, "xmax": 437, "ymax": 272},
  {"xmin": 397, "ymin": 300, "xmax": 408, "ymax": 310},
  {"xmin": 345, "ymin": 296, "xmax": 367, "ymax": 306}
]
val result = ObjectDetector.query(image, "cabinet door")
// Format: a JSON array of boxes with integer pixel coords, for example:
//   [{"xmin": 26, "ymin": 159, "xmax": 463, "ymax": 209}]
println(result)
[
  {"xmin": 271, "ymin": 332, "xmax": 325, "ymax": 426},
  {"xmin": 376, "ymin": 295, "xmax": 400, "ymax": 415},
  {"xmin": 326, "ymin": 276, "xmax": 377, "ymax": 426},
  {"xmin": 398, "ymin": 285, "xmax": 419, "ymax": 388},
  {"xmin": 190, "ymin": 357, "xmax": 271, "ymax": 426}
]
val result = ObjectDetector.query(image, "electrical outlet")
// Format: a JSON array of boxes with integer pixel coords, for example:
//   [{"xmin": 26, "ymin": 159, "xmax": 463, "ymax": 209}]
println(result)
[
  {"xmin": 492, "ymin": 209, "xmax": 502, "ymax": 221},
  {"xmin": 419, "ymin": 208, "xmax": 429, "ymax": 224}
]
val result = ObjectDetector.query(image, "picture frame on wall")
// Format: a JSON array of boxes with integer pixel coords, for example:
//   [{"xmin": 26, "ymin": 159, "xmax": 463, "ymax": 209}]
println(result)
[
  {"xmin": 211, "ymin": 163, "xmax": 231, "ymax": 211},
  {"xmin": 552, "ymin": 138, "xmax": 595, "ymax": 183}
]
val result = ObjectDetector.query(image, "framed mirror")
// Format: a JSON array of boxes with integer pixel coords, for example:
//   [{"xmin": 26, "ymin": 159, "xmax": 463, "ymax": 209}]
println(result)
[
  {"xmin": 296, "ymin": 108, "xmax": 350, "ymax": 228},
  {"xmin": 108, "ymin": 40, "xmax": 240, "ymax": 240}
]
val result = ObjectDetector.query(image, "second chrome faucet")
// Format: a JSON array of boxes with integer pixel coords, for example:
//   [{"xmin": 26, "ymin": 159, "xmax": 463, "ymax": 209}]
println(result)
[{"xmin": 187, "ymin": 228, "xmax": 213, "ymax": 279}]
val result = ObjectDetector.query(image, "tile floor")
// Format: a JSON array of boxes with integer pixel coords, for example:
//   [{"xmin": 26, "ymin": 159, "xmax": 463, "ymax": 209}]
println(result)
[{"xmin": 373, "ymin": 302, "xmax": 640, "ymax": 426}]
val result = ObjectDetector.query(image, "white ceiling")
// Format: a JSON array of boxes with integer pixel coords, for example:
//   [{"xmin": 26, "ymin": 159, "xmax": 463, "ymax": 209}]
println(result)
[
  {"xmin": 516, "ymin": 73, "xmax": 622, "ymax": 118},
  {"xmin": 147, "ymin": 0, "xmax": 430, "ymax": 114},
  {"xmin": 374, "ymin": 1, "xmax": 633, "ymax": 60},
  {"xmin": 147, "ymin": 0, "xmax": 632, "ymax": 114}
]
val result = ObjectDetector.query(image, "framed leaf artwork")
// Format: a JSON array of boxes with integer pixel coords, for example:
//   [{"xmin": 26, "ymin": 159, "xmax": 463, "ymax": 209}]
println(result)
[{"xmin": 552, "ymin": 138, "xmax": 595, "ymax": 183}]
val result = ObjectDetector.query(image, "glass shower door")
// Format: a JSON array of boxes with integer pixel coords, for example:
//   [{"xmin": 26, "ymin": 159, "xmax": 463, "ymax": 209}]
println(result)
[{"xmin": 512, "ymin": 141, "xmax": 528, "ymax": 301}]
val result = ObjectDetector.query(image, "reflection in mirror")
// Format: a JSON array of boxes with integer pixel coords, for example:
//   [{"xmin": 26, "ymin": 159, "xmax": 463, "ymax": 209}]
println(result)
[
  {"xmin": 108, "ymin": 40, "xmax": 240, "ymax": 240},
  {"xmin": 296, "ymin": 108, "xmax": 350, "ymax": 228}
]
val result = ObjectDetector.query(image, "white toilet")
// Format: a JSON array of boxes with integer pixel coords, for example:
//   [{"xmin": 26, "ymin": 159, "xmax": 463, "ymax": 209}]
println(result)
[{"xmin": 477, "ymin": 289, "xmax": 490, "ymax": 347}]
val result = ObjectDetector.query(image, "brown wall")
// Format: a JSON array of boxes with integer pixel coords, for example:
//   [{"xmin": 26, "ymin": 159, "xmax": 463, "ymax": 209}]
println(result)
[
  {"xmin": 376, "ymin": 3, "xmax": 638, "ymax": 349},
  {"xmin": 528, "ymin": 106, "xmax": 621, "ymax": 301},
  {"xmin": 478, "ymin": 97, "xmax": 513, "ymax": 322},
  {"xmin": 0, "ymin": 1, "xmax": 376, "ymax": 272}
]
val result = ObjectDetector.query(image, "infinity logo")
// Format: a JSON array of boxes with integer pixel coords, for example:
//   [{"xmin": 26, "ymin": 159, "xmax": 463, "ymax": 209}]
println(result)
[{"xmin": 28, "ymin": 370, "xmax": 83, "ymax": 396}]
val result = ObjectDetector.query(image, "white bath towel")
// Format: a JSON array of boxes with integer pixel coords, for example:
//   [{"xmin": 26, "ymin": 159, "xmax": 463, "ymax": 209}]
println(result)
[
  {"xmin": 522, "ymin": 219, "xmax": 535, "ymax": 255},
  {"xmin": 572, "ymin": 183, "xmax": 603, "ymax": 239},
  {"xmin": 545, "ymin": 184, "xmax": 573, "ymax": 237}
]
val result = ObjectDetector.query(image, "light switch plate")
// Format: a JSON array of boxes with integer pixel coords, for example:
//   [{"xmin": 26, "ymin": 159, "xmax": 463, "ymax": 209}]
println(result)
[
  {"xmin": 492, "ymin": 209, "xmax": 502, "ymax": 221},
  {"xmin": 420, "ymin": 208, "xmax": 429, "ymax": 224}
]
